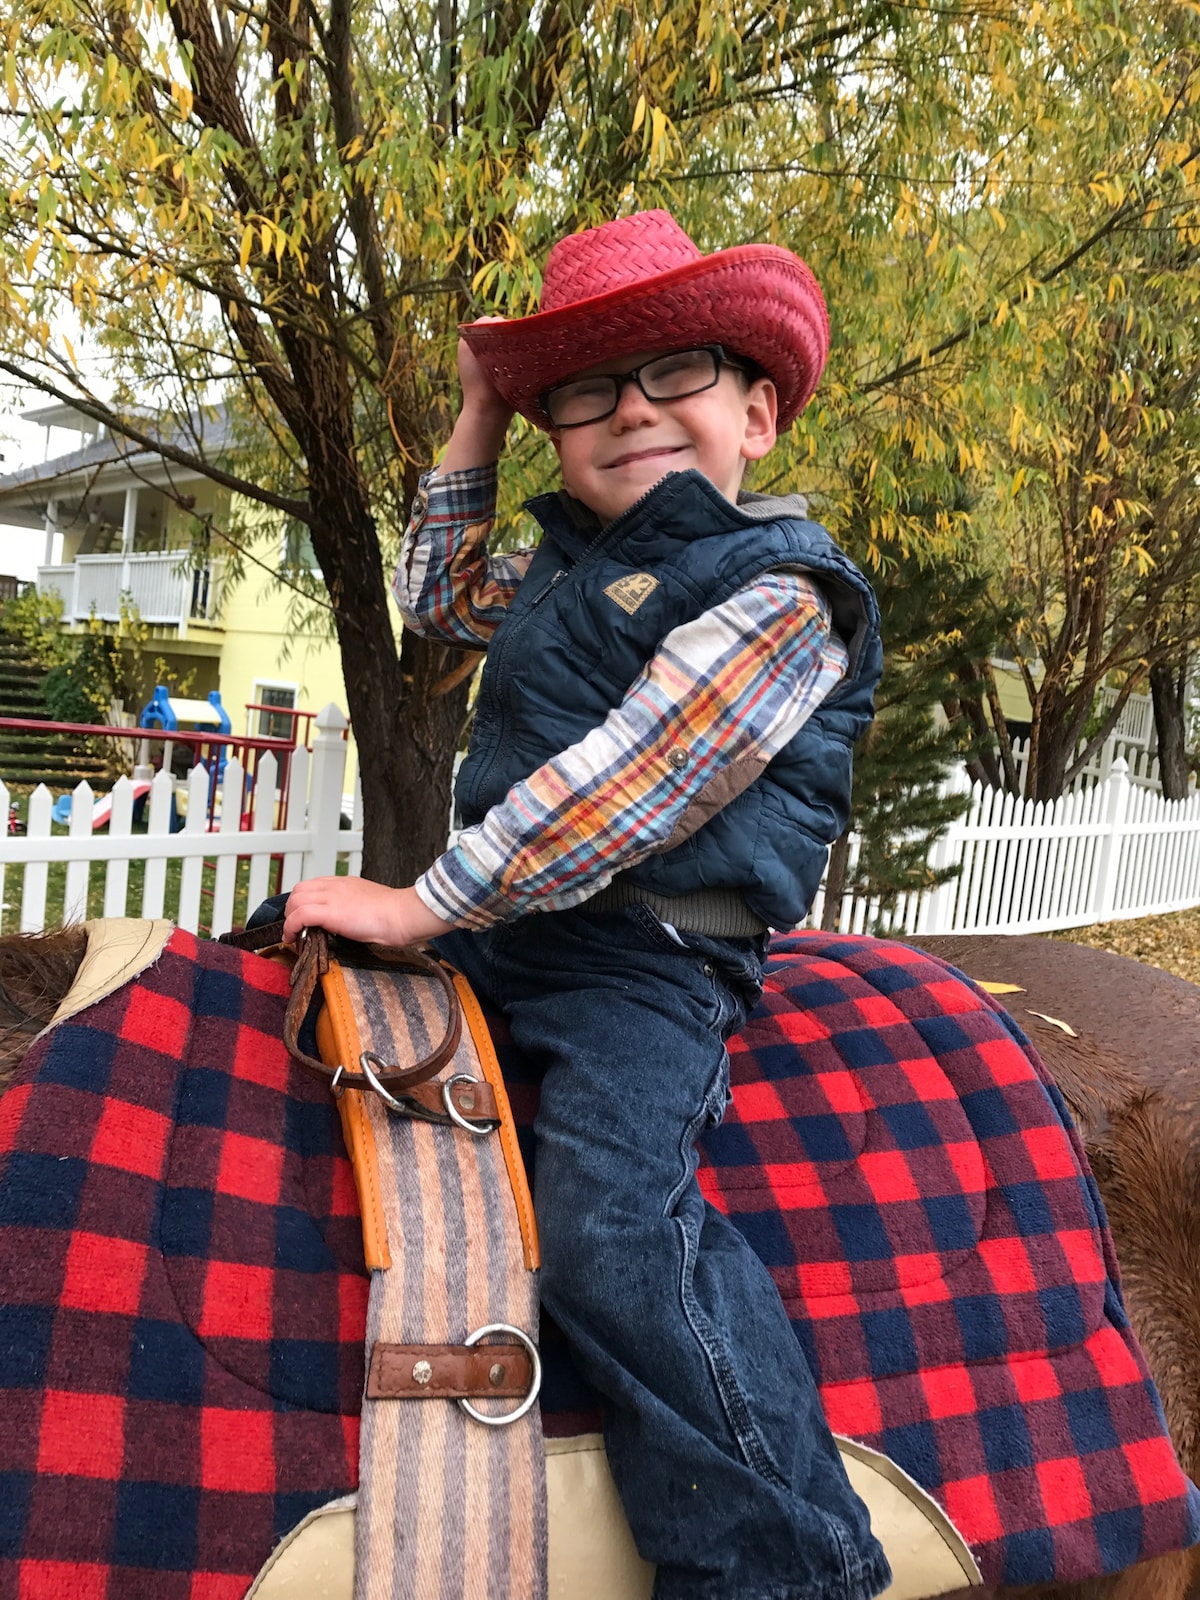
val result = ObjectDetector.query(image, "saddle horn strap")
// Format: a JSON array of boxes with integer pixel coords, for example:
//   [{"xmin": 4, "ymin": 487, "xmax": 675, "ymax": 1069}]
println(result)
[
  {"xmin": 332, "ymin": 957, "xmax": 547, "ymax": 1600},
  {"xmin": 284, "ymin": 927, "xmax": 462, "ymax": 1093}
]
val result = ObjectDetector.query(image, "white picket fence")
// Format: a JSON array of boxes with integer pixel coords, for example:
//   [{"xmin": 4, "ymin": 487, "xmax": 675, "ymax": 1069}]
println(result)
[
  {"xmin": 0, "ymin": 703, "xmax": 362, "ymax": 937},
  {"xmin": 811, "ymin": 757, "xmax": 1200, "ymax": 938},
  {"xmin": 1008, "ymin": 734, "xmax": 1184, "ymax": 796},
  {"xmin": 5, "ymin": 709, "xmax": 1199, "ymax": 941}
]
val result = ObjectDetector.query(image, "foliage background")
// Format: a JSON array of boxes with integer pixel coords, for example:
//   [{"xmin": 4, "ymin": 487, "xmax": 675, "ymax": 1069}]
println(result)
[{"xmin": 0, "ymin": 0, "xmax": 1198, "ymax": 878}]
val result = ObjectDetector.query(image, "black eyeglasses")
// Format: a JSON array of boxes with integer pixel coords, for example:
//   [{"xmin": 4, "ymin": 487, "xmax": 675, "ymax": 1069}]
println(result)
[{"xmin": 541, "ymin": 345, "xmax": 747, "ymax": 429}]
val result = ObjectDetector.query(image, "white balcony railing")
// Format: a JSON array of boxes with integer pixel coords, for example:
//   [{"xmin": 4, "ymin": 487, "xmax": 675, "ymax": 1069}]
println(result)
[{"xmin": 36, "ymin": 552, "xmax": 222, "ymax": 628}]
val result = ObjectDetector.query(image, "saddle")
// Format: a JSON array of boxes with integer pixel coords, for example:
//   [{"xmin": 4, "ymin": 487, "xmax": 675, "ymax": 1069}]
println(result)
[{"xmin": 0, "ymin": 919, "xmax": 1196, "ymax": 1600}]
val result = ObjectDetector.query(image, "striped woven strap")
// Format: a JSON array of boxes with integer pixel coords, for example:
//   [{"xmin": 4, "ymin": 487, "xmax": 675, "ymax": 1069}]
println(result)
[{"xmin": 326, "ymin": 957, "xmax": 547, "ymax": 1600}]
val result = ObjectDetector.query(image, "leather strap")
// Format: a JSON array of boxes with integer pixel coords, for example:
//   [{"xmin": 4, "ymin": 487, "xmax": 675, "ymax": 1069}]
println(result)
[
  {"xmin": 367, "ymin": 1342, "xmax": 533, "ymax": 1401},
  {"xmin": 219, "ymin": 920, "xmax": 293, "ymax": 955},
  {"xmin": 282, "ymin": 927, "xmax": 463, "ymax": 1094},
  {"xmin": 375, "ymin": 1076, "xmax": 500, "ymax": 1127}
]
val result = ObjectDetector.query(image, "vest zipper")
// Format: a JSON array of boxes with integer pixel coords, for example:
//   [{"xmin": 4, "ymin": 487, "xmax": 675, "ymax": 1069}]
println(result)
[
  {"xmin": 472, "ymin": 483, "xmax": 693, "ymax": 804},
  {"xmin": 470, "ymin": 566, "xmax": 569, "ymax": 802},
  {"xmin": 471, "ymin": 474, "xmax": 765, "ymax": 808}
]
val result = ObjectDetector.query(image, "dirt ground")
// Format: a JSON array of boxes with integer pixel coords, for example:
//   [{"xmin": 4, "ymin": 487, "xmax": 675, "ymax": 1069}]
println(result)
[{"xmin": 1052, "ymin": 906, "xmax": 1200, "ymax": 988}]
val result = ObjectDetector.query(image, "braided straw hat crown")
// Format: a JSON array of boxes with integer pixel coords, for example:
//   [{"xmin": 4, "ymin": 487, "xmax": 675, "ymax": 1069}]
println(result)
[{"xmin": 460, "ymin": 210, "xmax": 829, "ymax": 431}]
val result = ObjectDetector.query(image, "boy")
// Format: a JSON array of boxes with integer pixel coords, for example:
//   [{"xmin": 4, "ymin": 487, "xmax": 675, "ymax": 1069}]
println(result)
[{"xmin": 282, "ymin": 210, "xmax": 888, "ymax": 1600}]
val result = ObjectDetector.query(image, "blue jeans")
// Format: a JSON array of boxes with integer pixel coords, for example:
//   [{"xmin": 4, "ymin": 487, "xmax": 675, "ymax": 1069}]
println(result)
[{"xmin": 435, "ymin": 906, "xmax": 890, "ymax": 1600}]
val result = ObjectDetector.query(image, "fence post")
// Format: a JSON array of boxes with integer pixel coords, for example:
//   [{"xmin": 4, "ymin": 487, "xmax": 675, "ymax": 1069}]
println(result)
[
  {"xmin": 914, "ymin": 767, "xmax": 970, "ymax": 935},
  {"xmin": 1090, "ymin": 757, "xmax": 1130, "ymax": 923},
  {"xmin": 301, "ymin": 703, "xmax": 349, "ymax": 878}
]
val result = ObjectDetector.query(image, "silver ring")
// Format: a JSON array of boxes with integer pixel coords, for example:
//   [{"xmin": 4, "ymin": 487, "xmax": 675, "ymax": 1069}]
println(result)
[
  {"xmin": 441, "ymin": 1073, "xmax": 497, "ymax": 1137},
  {"xmin": 358, "ymin": 1050, "xmax": 407, "ymax": 1113},
  {"xmin": 329, "ymin": 1064, "xmax": 346, "ymax": 1101},
  {"xmin": 458, "ymin": 1323, "xmax": 541, "ymax": 1427}
]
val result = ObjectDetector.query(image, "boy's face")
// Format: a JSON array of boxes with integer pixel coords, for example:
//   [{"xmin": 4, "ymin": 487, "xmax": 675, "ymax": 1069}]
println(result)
[{"xmin": 550, "ymin": 347, "xmax": 778, "ymax": 525}]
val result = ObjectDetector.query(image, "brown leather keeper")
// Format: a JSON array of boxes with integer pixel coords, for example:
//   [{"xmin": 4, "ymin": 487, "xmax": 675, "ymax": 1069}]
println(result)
[
  {"xmin": 395, "ymin": 1078, "xmax": 500, "ymax": 1124},
  {"xmin": 367, "ymin": 1342, "xmax": 533, "ymax": 1401}
]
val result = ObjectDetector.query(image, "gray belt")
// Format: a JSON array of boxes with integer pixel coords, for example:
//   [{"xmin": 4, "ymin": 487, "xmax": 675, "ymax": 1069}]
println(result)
[{"xmin": 583, "ymin": 874, "xmax": 769, "ymax": 939}]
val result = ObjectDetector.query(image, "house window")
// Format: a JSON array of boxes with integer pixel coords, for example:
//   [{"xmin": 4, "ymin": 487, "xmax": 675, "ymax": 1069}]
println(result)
[
  {"xmin": 281, "ymin": 519, "xmax": 320, "ymax": 575},
  {"xmin": 253, "ymin": 682, "xmax": 298, "ymax": 740}
]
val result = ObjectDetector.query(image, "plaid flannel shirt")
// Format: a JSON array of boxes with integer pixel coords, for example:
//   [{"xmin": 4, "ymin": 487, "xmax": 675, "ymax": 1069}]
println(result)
[{"xmin": 392, "ymin": 465, "xmax": 849, "ymax": 928}]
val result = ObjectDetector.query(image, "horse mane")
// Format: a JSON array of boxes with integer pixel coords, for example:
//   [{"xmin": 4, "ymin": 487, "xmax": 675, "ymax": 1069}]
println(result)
[{"xmin": 0, "ymin": 926, "xmax": 88, "ymax": 1089}]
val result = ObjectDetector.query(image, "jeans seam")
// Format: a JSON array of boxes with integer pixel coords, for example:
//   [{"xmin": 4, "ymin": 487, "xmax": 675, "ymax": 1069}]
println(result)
[{"xmin": 668, "ymin": 1090, "xmax": 790, "ymax": 1492}]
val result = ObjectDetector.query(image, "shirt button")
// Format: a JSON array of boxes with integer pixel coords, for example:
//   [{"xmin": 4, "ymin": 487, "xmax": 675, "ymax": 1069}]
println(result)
[{"xmin": 667, "ymin": 747, "xmax": 690, "ymax": 770}]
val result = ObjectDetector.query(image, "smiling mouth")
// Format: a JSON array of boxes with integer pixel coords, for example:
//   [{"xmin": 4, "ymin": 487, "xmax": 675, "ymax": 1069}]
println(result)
[{"xmin": 605, "ymin": 446, "xmax": 687, "ymax": 469}]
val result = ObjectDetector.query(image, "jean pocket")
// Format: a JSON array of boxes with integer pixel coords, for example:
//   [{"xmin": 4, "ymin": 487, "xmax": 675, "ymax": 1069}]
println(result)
[{"xmin": 629, "ymin": 904, "xmax": 692, "ymax": 954}]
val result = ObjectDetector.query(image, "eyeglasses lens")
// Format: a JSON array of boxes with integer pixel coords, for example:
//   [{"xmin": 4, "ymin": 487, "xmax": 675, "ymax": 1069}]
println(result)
[{"xmin": 546, "ymin": 348, "xmax": 721, "ymax": 427}]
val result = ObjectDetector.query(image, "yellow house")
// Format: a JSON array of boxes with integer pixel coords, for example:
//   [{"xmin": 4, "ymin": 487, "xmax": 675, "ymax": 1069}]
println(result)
[{"xmin": 0, "ymin": 402, "xmax": 361, "ymax": 787}]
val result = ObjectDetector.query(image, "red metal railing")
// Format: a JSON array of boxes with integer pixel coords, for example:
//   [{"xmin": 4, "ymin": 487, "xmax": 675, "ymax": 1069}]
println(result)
[
  {"xmin": 243, "ymin": 702, "xmax": 317, "ymax": 749},
  {"xmin": 0, "ymin": 717, "xmax": 301, "ymax": 832}
]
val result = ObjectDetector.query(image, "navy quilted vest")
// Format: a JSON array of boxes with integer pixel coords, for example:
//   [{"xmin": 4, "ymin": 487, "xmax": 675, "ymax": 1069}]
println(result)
[{"xmin": 456, "ymin": 469, "xmax": 883, "ymax": 929}]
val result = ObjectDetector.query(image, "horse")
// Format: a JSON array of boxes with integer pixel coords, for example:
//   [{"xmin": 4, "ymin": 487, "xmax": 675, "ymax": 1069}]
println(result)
[{"xmin": 0, "ymin": 921, "xmax": 1198, "ymax": 1600}]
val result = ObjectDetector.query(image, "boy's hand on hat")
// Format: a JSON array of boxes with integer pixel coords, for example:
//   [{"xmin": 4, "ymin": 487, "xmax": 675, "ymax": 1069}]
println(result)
[
  {"xmin": 457, "ymin": 321, "xmax": 513, "ymax": 423},
  {"xmin": 442, "ymin": 322, "xmax": 515, "ymax": 471}
]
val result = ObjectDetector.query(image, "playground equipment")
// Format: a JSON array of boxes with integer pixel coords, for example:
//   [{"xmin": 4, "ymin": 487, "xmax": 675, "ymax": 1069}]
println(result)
[
  {"xmin": 2, "ymin": 693, "xmax": 309, "ymax": 843},
  {"xmin": 136, "ymin": 686, "xmax": 236, "ymax": 822},
  {"xmin": 138, "ymin": 687, "xmax": 231, "ymax": 773},
  {"xmin": 51, "ymin": 779, "xmax": 153, "ymax": 829}
]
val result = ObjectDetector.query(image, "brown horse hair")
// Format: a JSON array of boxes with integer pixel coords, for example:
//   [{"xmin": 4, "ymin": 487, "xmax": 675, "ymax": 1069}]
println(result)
[
  {"xmin": 0, "ymin": 926, "xmax": 88, "ymax": 1090},
  {"xmin": 1085, "ymin": 1093, "xmax": 1200, "ymax": 1487}
]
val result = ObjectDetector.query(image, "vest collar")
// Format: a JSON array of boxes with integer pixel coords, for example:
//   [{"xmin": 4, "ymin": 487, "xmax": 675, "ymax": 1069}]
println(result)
[{"xmin": 524, "ymin": 469, "xmax": 812, "ymax": 559}]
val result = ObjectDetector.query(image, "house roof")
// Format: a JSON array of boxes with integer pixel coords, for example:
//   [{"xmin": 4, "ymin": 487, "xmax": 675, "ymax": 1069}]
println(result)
[{"xmin": 0, "ymin": 404, "xmax": 236, "ymax": 519}]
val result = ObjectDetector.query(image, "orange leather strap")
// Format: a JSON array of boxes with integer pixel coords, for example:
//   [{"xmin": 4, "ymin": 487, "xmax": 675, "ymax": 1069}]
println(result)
[
  {"xmin": 451, "ymin": 971, "xmax": 541, "ymax": 1271},
  {"xmin": 315, "ymin": 967, "xmax": 392, "ymax": 1271}
]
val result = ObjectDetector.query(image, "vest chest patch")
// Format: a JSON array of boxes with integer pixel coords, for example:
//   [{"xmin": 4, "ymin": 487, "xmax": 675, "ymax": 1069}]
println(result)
[{"xmin": 603, "ymin": 572, "xmax": 660, "ymax": 614}]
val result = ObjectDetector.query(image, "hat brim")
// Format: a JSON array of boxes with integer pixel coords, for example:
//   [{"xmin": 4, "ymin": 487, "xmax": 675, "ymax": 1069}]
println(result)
[{"xmin": 460, "ymin": 245, "xmax": 829, "ymax": 431}]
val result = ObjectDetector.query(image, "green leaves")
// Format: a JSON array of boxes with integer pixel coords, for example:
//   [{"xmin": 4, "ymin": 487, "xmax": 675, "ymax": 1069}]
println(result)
[{"xmin": 0, "ymin": 0, "xmax": 1196, "ymax": 807}]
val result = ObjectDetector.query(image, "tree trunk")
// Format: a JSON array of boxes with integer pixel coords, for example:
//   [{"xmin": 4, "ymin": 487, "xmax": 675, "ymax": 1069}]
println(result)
[
  {"xmin": 820, "ymin": 829, "xmax": 851, "ymax": 931},
  {"xmin": 1149, "ymin": 658, "xmax": 1191, "ymax": 801},
  {"xmin": 1027, "ymin": 681, "xmax": 1079, "ymax": 801},
  {"xmin": 309, "ymin": 490, "xmax": 473, "ymax": 886}
]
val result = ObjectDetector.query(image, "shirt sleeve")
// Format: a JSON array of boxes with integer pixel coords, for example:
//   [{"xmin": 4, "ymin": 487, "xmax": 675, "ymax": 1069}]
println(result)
[
  {"xmin": 391, "ymin": 463, "xmax": 535, "ymax": 648},
  {"xmin": 414, "ymin": 571, "xmax": 850, "ymax": 928}
]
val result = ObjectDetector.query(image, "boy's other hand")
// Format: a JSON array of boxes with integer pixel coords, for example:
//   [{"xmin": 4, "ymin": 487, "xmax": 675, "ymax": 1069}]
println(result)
[{"xmin": 281, "ymin": 876, "xmax": 454, "ymax": 949}]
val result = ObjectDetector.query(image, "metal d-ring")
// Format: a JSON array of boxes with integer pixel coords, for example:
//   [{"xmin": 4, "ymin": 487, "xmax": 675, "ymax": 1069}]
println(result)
[
  {"xmin": 441, "ymin": 1073, "xmax": 498, "ymax": 1138},
  {"xmin": 329, "ymin": 1064, "xmax": 346, "ymax": 1101},
  {"xmin": 458, "ymin": 1323, "xmax": 542, "ymax": 1427},
  {"xmin": 358, "ymin": 1050, "xmax": 408, "ymax": 1113}
]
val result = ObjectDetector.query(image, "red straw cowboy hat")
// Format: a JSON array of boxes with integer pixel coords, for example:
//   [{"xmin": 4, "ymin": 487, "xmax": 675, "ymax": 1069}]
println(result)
[{"xmin": 460, "ymin": 210, "xmax": 829, "ymax": 432}]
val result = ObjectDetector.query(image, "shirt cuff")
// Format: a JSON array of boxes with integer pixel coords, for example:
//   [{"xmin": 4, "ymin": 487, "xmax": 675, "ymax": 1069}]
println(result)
[
  {"xmin": 422, "ymin": 460, "xmax": 498, "ymax": 500},
  {"xmin": 414, "ymin": 847, "xmax": 512, "ymax": 930}
]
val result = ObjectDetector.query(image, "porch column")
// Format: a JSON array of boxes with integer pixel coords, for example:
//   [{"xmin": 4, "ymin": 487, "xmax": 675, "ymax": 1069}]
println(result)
[
  {"xmin": 42, "ymin": 497, "xmax": 59, "ymax": 567},
  {"xmin": 120, "ymin": 485, "xmax": 138, "ymax": 610}
]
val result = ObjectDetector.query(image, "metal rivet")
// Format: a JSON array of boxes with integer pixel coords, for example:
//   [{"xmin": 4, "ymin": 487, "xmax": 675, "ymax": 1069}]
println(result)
[
  {"xmin": 412, "ymin": 1359, "xmax": 433, "ymax": 1385},
  {"xmin": 457, "ymin": 1088, "xmax": 476, "ymax": 1111},
  {"xmin": 488, "ymin": 1363, "xmax": 506, "ymax": 1387}
]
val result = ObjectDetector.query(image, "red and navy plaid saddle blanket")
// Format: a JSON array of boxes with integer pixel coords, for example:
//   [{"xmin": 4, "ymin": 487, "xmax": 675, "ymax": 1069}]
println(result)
[{"xmin": 0, "ymin": 927, "xmax": 1196, "ymax": 1599}]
